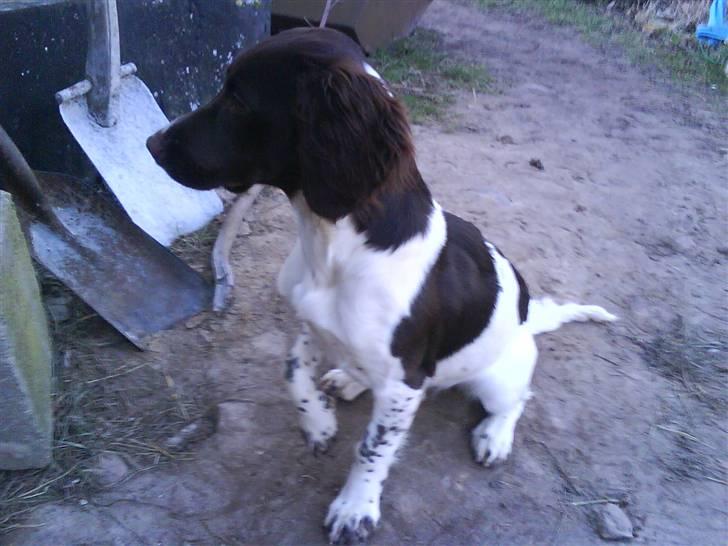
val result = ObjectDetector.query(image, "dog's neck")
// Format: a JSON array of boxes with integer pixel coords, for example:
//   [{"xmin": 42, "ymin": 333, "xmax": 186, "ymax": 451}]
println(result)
[
  {"xmin": 288, "ymin": 167, "xmax": 434, "ymax": 260},
  {"xmin": 351, "ymin": 167, "xmax": 434, "ymax": 251},
  {"xmin": 289, "ymin": 192, "xmax": 354, "ymax": 281}
]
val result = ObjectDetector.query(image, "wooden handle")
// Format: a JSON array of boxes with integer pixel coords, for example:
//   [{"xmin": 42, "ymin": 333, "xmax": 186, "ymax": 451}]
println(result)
[
  {"xmin": 86, "ymin": 0, "xmax": 121, "ymax": 127},
  {"xmin": 0, "ymin": 125, "xmax": 92, "ymax": 256},
  {"xmin": 0, "ymin": 124, "xmax": 55, "ymax": 222}
]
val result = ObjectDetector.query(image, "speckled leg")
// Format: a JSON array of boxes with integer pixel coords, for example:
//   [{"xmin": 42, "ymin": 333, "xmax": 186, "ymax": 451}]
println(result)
[
  {"xmin": 325, "ymin": 380, "xmax": 424, "ymax": 544},
  {"xmin": 285, "ymin": 323, "xmax": 336, "ymax": 454}
]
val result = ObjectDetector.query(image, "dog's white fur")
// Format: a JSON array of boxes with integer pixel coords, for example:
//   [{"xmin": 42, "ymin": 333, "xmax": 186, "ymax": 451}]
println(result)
[{"xmin": 276, "ymin": 192, "xmax": 616, "ymax": 540}]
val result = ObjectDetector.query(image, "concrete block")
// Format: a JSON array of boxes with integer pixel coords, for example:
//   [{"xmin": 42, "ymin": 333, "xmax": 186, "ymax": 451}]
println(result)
[{"xmin": 0, "ymin": 191, "xmax": 52, "ymax": 469}]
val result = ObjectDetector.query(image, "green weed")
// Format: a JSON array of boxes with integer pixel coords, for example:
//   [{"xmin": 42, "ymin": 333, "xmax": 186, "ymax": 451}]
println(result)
[
  {"xmin": 372, "ymin": 28, "xmax": 492, "ymax": 123},
  {"xmin": 476, "ymin": 0, "xmax": 727, "ymax": 94}
]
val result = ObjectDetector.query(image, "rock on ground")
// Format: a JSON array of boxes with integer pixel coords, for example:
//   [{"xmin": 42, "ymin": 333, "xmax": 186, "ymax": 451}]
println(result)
[{"xmin": 595, "ymin": 503, "xmax": 634, "ymax": 540}]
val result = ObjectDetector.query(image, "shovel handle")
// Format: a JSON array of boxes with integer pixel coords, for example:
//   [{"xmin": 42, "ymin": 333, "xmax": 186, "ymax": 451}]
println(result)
[
  {"xmin": 0, "ymin": 124, "xmax": 58, "ymax": 224},
  {"xmin": 86, "ymin": 0, "xmax": 121, "ymax": 127},
  {"xmin": 0, "ymin": 125, "xmax": 91, "ymax": 256}
]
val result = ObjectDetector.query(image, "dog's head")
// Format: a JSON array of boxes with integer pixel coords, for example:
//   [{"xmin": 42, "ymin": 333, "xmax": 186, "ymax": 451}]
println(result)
[{"xmin": 147, "ymin": 27, "xmax": 414, "ymax": 220}]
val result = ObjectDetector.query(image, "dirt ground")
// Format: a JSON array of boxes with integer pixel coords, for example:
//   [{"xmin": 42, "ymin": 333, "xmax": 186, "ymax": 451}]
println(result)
[{"xmin": 6, "ymin": 1, "xmax": 727, "ymax": 544}]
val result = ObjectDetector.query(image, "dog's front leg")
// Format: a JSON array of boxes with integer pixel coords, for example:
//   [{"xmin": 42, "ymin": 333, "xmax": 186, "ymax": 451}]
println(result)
[
  {"xmin": 325, "ymin": 379, "xmax": 424, "ymax": 544},
  {"xmin": 285, "ymin": 323, "xmax": 336, "ymax": 454}
]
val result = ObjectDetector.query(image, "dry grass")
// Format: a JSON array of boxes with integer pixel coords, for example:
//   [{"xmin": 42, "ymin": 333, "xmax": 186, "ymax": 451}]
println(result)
[
  {"xmin": 0, "ymin": 283, "xmax": 210, "ymax": 535},
  {"xmin": 170, "ymin": 219, "xmax": 220, "ymax": 273},
  {"xmin": 637, "ymin": 316, "xmax": 727, "ymax": 412},
  {"xmin": 649, "ymin": 420, "xmax": 727, "ymax": 485},
  {"xmin": 477, "ymin": 0, "xmax": 728, "ymax": 94},
  {"xmin": 608, "ymin": 0, "xmax": 711, "ymax": 32},
  {"xmin": 634, "ymin": 317, "xmax": 727, "ymax": 486}
]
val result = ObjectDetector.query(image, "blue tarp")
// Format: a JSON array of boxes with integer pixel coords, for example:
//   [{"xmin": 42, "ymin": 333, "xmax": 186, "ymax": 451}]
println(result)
[{"xmin": 696, "ymin": 0, "xmax": 728, "ymax": 45}]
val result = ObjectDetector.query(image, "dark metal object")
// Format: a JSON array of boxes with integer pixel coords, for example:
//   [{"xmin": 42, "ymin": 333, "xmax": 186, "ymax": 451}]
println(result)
[{"xmin": 0, "ymin": 125, "xmax": 212, "ymax": 348}]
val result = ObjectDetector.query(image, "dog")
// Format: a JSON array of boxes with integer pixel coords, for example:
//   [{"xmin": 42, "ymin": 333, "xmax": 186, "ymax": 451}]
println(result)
[{"xmin": 147, "ymin": 27, "xmax": 616, "ymax": 544}]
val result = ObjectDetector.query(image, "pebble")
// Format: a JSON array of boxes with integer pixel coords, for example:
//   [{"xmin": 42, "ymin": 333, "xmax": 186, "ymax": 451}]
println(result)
[
  {"xmin": 165, "ymin": 406, "xmax": 219, "ymax": 450},
  {"xmin": 595, "ymin": 503, "xmax": 634, "ymax": 541},
  {"xmin": 96, "ymin": 453, "xmax": 129, "ymax": 486},
  {"xmin": 529, "ymin": 158, "xmax": 545, "ymax": 170}
]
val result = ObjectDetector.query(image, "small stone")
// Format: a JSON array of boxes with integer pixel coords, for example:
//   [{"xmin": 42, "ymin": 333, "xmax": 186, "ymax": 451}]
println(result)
[
  {"xmin": 95, "ymin": 453, "xmax": 128, "ymax": 486},
  {"xmin": 595, "ymin": 503, "xmax": 634, "ymax": 540},
  {"xmin": 497, "ymin": 135, "xmax": 515, "ymax": 145},
  {"xmin": 529, "ymin": 158, "xmax": 544, "ymax": 170},
  {"xmin": 165, "ymin": 406, "xmax": 219, "ymax": 450},
  {"xmin": 717, "ymin": 246, "xmax": 728, "ymax": 257},
  {"xmin": 239, "ymin": 220, "xmax": 252, "ymax": 236}
]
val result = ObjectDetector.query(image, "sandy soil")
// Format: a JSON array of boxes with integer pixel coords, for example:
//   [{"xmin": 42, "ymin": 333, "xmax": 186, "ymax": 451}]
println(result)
[{"xmin": 6, "ymin": 1, "xmax": 727, "ymax": 544}]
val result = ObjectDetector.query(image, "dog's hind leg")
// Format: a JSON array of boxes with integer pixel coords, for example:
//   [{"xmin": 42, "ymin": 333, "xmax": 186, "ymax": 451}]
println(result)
[
  {"xmin": 320, "ymin": 368, "xmax": 368, "ymax": 401},
  {"xmin": 465, "ymin": 327, "xmax": 537, "ymax": 466},
  {"xmin": 285, "ymin": 323, "xmax": 337, "ymax": 454}
]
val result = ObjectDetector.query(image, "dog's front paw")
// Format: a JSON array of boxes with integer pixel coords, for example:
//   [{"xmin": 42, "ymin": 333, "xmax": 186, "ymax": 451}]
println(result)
[
  {"xmin": 320, "ymin": 369, "xmax": 367, "ymax": 402},
  {"xmin": 302, "ymin": 427, "xmax": 335, "ymax": 456},
  {"xmin": 299, "ymin": 393, "xmax": 337, "ymax": 455},
  {"xmin": 471, "ymin": 415, "xmax": 515, "ymax": 466},
  {"xmin": 324, "ymin": 489, "xmax": 380, "ymax": 544}
]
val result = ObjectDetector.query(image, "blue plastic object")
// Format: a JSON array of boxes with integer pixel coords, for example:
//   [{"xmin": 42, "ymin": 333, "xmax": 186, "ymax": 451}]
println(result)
[{"xmin": 696, "ymin": 0, "xmax": 728, "ymax": 45}]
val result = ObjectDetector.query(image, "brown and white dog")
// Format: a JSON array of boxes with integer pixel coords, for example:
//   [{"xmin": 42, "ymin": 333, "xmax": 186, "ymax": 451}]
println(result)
[{"xmin": 147, "ymin": 28, "xmax": 616, "ymax": 544}]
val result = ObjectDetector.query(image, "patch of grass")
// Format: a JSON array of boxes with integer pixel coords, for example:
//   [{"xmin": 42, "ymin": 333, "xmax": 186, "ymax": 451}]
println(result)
[
  {"xmin": 634, "ymin": 317, "xmax": 727, "ymax": 486},
  {"xmin": 372, "ymin": 28, "xmax": 492, "ymax": 123},
  {"xmin": 637, "ymin": 317, "xmax": 727, "ymax": 412},
  {"xmin": 476, "ymin": 0, "xmax": 728, "ymax": 94},
  {"xmin": 171, "ymin": 219, "xmax": 220, "ymax": 272}
]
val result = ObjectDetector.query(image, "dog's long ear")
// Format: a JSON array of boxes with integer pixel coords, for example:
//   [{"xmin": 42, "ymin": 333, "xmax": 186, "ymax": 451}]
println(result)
[{"xmin": 296, "ymin": 62, "xmax": 413, "ymax": 220}]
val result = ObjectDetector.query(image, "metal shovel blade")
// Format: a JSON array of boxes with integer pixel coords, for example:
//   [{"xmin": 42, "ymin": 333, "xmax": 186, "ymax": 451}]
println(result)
[
  {"xmin": 58, "ymin": 73, "xmax": 222, "ymax": 247},
  {"xmin": 18, "ymin": 172, "xmax": 212, "ymax": 348}
]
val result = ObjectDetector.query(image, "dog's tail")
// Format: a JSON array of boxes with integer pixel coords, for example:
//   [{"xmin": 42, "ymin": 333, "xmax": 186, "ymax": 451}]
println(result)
[{"xmin": 525, "ymin": 297, "xmax": 617, "ymax": 335}]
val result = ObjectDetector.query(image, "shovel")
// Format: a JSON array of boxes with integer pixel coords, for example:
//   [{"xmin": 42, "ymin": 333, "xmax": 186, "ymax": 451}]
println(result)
[
  {"xmin": 0, "ymin": 124, "xmax": 212, "ymax": 349},
  {"xmin": 56, "ymin": 0, "xmax": 222, "ymax": 246}
]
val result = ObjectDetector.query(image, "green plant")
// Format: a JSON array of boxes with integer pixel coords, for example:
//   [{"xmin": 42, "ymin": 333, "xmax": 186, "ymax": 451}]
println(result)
[
  {"xmin": 372, "ymin": 29, "xmax": 492, "ymax": 122},
  {"xmin": 476, "ymin": 0, "xmax": 727, "ymax": 94}
]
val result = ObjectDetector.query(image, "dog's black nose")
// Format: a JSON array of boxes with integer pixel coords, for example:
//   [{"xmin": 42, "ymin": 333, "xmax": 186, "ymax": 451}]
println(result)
[{"xmin": 146, "ymin": 130, "xmax": 165, "ymax": 162}]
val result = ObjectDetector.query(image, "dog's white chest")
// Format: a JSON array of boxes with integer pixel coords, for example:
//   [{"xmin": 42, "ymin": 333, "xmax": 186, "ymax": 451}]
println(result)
[{"xmin": 277, "ymin": 196, "xmax": 447, "ymax": 379}]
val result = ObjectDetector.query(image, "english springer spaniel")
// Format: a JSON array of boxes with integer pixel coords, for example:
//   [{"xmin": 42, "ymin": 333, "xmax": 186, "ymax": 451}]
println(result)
[{"xmin": 147, "ymin": 28, "xmax": 616, "ymax": 544}]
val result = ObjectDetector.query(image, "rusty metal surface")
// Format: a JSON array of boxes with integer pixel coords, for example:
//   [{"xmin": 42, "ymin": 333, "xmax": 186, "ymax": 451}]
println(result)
[{"xmin": 15, "ymin": 172, "xmax": 212, "ymax": 348}]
